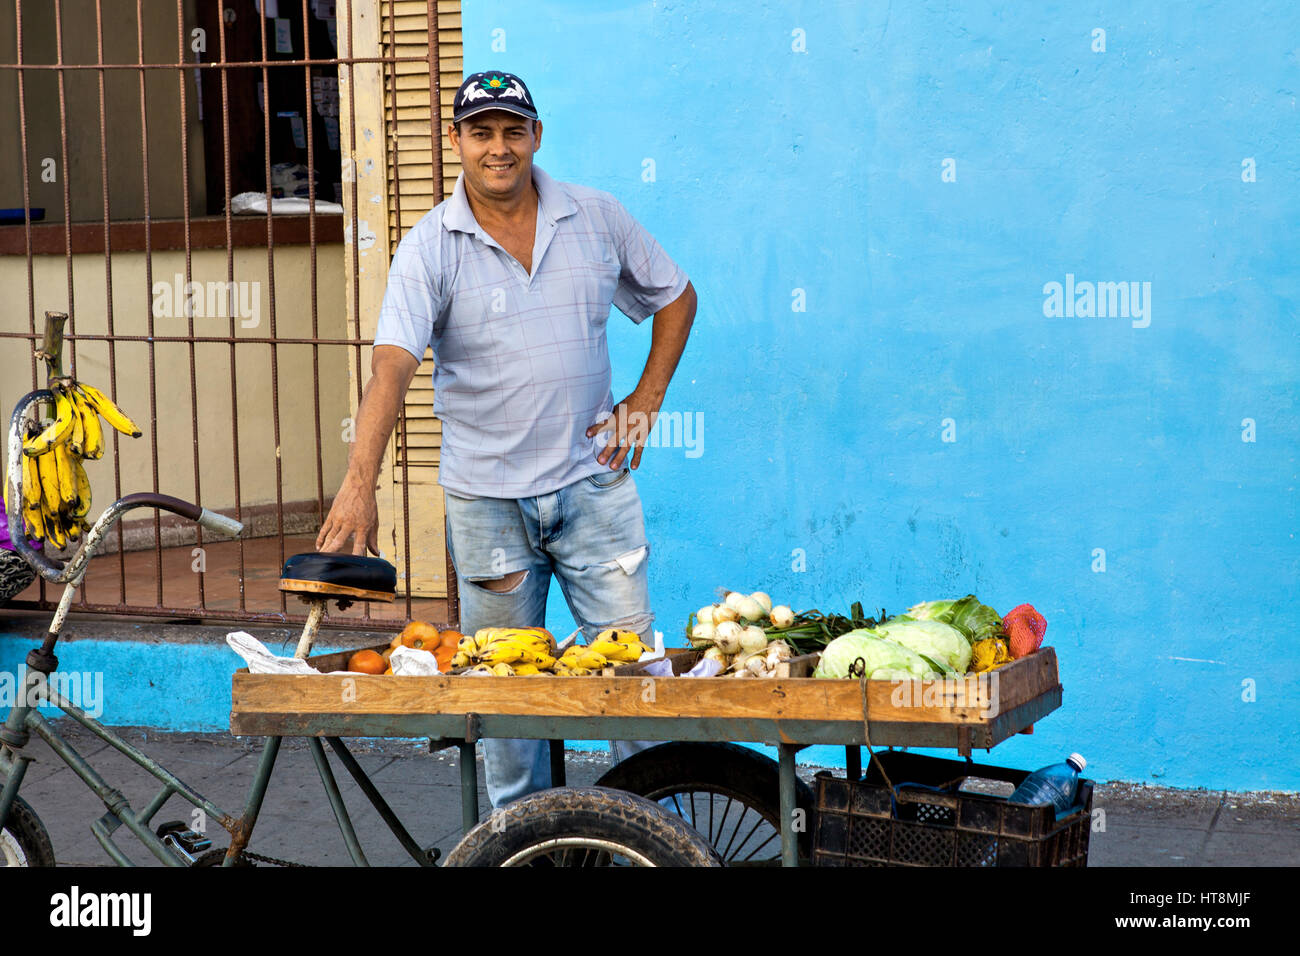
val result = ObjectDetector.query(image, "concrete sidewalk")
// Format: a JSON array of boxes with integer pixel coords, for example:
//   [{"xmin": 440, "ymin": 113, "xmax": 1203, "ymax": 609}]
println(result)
[{"xmin": 8, "ymin": 720, "xmax": 1299, "ymax": 867}]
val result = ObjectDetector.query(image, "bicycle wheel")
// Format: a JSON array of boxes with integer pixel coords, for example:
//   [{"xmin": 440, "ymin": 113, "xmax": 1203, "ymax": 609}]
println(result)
[
  {"xmin": 595, "ymin": 742, "xmax": 816, "ymax": 866},
  {"xmin": 0, "ymin": 796, "xmax": 56, "ymax": 867},
  {"xmin": 443, "ymin": 786, "xmax": 723, "ymax": 867}
]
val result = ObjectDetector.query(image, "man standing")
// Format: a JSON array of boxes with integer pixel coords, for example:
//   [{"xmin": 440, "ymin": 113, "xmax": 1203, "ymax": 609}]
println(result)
[{"xmin": 315, "ymin": 72, "xmax": 696, "ymax": 807}]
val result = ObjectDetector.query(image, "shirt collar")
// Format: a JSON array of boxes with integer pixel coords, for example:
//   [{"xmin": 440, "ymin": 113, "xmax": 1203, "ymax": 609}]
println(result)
[{"xmin": 443, "ymin": 164, "xmax": 578, "ymax": 236}]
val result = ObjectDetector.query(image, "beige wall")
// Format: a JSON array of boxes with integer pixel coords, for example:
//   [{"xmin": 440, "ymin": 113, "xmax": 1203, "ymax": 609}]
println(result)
[
  {"xmin": 1, "ymin": 244, "xmax": 351, "ymax": 520},
  {"xmin": 0, "ymin": 0, "xmax": 205, "ymax": 222}
]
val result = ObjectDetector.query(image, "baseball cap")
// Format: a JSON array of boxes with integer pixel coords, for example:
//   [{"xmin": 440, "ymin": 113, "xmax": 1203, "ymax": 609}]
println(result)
[{"xmin": 452, "ymin": 72, "xmax": 539, "ymax": 124}]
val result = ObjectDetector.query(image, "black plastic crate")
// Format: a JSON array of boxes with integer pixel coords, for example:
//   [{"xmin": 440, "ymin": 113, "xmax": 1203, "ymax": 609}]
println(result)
[{"xmin": 813, "ymin": 750, "xmax": 1092, "ymax": 867}]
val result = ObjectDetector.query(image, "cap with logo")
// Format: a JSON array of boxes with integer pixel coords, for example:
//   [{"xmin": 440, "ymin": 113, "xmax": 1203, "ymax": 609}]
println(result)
[{"xmin": 452, "ymin": 72, "xmax": 538, "ymax": 124}]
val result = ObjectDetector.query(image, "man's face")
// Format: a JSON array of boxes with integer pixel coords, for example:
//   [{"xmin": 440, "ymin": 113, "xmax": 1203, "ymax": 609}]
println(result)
[{"xmin": 450, "ymin": 111, "xmax": 543, "ymax": 201}]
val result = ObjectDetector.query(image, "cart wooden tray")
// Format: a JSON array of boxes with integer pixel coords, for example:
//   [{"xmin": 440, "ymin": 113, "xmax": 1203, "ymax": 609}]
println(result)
[{"xmin": 230, "ymin": 645, "xmax": 1062, "ymax": 754}]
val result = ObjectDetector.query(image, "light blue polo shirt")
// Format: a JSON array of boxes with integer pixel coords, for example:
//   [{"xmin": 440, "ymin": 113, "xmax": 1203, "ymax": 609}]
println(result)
[{"xmin": 374, "ymin": 165, "xmax": 688, "ymax": 499}]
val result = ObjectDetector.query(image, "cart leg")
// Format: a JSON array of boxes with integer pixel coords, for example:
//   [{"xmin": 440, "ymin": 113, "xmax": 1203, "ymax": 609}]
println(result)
[
  {"xmin": 549, "ymin": 739, "xmax": 566, "ymax": 787},
  {"xmin": 229, "ymin": 735, "xmax": 282, "ymax": 863},
  {"xmin": 459, "ymin": 741, "xmax": 479, "ymax": 834},
  {"xmin": 778, "ymin": 743, "xmax": 798, "ymax": 868},
  {"xmin": 326, "ymin": 738, "xmax": 435, "ymax": 866},
  {"xmin": 846, "ymin": 745, "xmax": 861, "ymax": 781},
  {"xmin": 309, "ymin": 737, "xmax": 368, "ymax": 866}
]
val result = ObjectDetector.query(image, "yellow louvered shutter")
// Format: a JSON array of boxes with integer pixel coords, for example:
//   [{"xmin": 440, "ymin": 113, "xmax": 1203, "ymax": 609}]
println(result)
[{"xmin": 344, "ymin": 0, "xmax": 461, "ymax": 597}]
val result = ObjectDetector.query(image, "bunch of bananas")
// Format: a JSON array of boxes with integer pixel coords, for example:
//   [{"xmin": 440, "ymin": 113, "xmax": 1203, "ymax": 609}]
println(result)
[
  {"xmin": 554, "ymin": 629, "xmax": 650, "ymax": 676},
  {"xmin": 448, "ymin": 627, "xmax": 651, "ymax": 676},
  {"xmin": 4, "ymin": 381, "xmax": 142, "ymax": 550},
  {"xmin": 452, "ymin": 627, "xmax": 558, "ymax": 676}
]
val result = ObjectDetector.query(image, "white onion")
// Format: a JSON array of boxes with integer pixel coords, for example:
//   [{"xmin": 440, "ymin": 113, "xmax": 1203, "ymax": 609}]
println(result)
[
  {"xmin": 750, "ymin": 592, "xmax": 773, "ymax": 616},
  {"xmin": 725, "ymin": 591, "xmax": 748, "ymax": 613},
  {"xmin": 712, "ymin": 605, "xmax": 740, "ymax": 624},
  {"xmin": 697, "ymin": 605, "xmax": 717, "ymax": 626},
  {"xmin": 770, "ymin": 605, "xmax": 795, "ymax": 629},
  {"xmin": 690, "ymin": 623, "xmax": 717, "ymax": 647},
  {"xmin": 714, "ymin": 621, "xmax": 743, "ymax": 655},
  {"xmin": 740, "ymin": 625, "xmax": 768, "ymax": 654},
  {"xmin": 734, "ymin": 596, "xmax": 765, "ymax": 622}
]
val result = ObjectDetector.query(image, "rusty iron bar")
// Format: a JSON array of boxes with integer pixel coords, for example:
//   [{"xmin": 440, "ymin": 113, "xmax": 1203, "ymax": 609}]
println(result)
[
  {"xmin": 254, "ymin": 0, "xmax": 289, "ymax": 617},
  {"xmin": 0, "ymin": 56, "xmax": 430, "ymax": 70},
  {"xmin": 174, "ymin": 0, "xmax": 205, "ymax": 610},
  {"xmin": 1, "ymin": 332, "xmax": 369, "ymax": 346},
  {"xmin": 301, "ymin": 0, "xmax": 328, "ymax": 556},
  {"xmin": 216, "ymin": 0, "xmax": 248, "ymax": 614}
]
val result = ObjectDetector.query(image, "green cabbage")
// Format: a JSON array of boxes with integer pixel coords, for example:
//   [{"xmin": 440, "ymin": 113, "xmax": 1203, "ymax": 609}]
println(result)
[
  {"xmin": 905, "ymin": 595, "xmax": 1003, "ymax": 645},
  {"xmin": 813, "ymin": 630, "xmax": 942, "ymax": 680},
  {"xmin": 872, "ymin": 618, "xmax": 972, "ymax": 674}
]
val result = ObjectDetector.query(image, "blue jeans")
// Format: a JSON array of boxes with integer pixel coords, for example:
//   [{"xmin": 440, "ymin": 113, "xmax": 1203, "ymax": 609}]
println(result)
[{"xmin": 444, "ymin": 467, "xmax": 659, "ymax": 809}]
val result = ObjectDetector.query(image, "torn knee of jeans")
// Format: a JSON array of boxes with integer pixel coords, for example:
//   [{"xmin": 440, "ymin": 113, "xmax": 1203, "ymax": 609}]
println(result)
[
  {"xmin": 467, "ymin": 569, "xmax": 529, "ymax": 594},
  {"xmin": 600, "ymin": 545, "xmax": 648, "ymax": 576}
]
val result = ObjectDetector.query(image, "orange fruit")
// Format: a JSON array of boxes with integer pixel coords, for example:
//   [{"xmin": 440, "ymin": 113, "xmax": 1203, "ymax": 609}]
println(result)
[
  {"xmin": 438, "ymin": 629, "xmax": 464, "ymax": 648},
  {"xmin": 348, "ymin": 649, "xmax": 386, "ymax": 675},
  {"xmin": 400, "ymin": 620, "xmax": 441, "ymax": 651}
]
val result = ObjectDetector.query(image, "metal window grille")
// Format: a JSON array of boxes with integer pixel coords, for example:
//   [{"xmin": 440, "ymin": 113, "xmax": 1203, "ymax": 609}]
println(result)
[{"xmin": 0, "ymin": 0, "xmax": 456, "ymax": 630}]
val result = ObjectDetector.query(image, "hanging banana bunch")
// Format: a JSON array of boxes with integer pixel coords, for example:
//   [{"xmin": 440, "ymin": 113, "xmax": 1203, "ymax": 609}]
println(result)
[{"xmin": 4, "ymin": 380, "xmax": 143, "ymax": 550}]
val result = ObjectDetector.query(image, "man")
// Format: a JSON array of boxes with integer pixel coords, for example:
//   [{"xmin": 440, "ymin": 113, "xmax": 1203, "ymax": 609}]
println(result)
[{"xmin": 315, "ymin": 71, "xmax": 697, "ymax": 807}]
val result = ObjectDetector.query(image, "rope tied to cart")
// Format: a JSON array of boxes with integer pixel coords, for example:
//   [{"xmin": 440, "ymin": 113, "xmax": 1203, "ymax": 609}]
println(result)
[{"xmin": 849, "ymin": 657, "xmax": 894, "ymax": 793}]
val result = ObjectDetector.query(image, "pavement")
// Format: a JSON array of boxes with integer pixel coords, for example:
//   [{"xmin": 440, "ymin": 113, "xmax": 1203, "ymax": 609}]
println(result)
[{"xmin": 7, "ymin": 720, "xmax": 1299, "ymax": 867}]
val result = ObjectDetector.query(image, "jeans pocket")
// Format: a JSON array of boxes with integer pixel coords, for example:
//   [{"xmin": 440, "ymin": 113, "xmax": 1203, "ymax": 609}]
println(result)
[{"xmin": 585, "ymin": 467, "xmax": 631, "ymax": 489}]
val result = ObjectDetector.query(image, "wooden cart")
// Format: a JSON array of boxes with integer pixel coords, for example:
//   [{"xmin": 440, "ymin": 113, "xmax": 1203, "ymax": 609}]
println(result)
[{"xmin": 230, "ymin": 646, "xmax": 1063, "ymax": 867}]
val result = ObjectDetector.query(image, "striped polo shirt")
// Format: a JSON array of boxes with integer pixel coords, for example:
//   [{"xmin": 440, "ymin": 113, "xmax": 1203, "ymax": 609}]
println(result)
[{"xmin": 374, "ymin": 165, "xmax": 688, "ymax": 499}]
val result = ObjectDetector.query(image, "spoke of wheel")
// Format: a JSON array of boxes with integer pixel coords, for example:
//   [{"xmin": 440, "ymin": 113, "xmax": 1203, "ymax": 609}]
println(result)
[
  {"xmin": 721, "ymin": 805, "xmax": 764, "ymax": 861},
  {"xmin": 737, "ymin": 819, "xmax": 780, "ymax": 862},
  {"xmin": 688, "ymin": 791, "xmax": 697, "ymax": 830},
  {"xmin": 716, "ymin": 796, "xmax": 744, "ymax": 858},
  {"xmin": 708, "ymin": 791, "xmax": 716, "ymax": 844}
]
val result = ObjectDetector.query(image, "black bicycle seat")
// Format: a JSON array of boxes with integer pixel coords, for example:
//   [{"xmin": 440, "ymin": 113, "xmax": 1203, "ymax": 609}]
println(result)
[{"xmin": 279, "ymin": 552, "xmax": 397, "ymax": 602}]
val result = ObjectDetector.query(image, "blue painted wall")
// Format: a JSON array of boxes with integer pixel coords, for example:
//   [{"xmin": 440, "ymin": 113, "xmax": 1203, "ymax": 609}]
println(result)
[{"xmin": 462, "ymin": 1, "xmax": 1300, "ymax": 790}]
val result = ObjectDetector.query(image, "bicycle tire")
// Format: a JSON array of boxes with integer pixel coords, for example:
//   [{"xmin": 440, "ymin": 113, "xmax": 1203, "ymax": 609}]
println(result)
[
  {"xmin": 443, "ymin": 786, "xmax": 723, "ymax": 867},
  {"xmin": 594, "ymin": 741, "xmax": 817, "ymax": 865},
  {"xmin": 0, "ymin": 796, "xmax": 56, "ymax": 867}
]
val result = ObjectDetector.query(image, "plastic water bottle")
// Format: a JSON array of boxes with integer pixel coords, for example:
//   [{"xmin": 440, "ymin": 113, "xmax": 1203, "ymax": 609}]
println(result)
[{"xmin": 1008, "ymin": 754, "xmax": 1086, "ymax": 815}]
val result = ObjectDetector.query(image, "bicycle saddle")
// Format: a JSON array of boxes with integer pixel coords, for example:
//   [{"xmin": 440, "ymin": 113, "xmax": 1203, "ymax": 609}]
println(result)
[{"xmin": 279, "ymin": 552, "xmax": 397, "ymax": 603}]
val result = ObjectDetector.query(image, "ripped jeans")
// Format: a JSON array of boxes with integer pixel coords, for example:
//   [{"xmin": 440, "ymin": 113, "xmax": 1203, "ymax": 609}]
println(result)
[{"xmin": 444, "ymin": 466, "xmax": 658, "ymax": 809}]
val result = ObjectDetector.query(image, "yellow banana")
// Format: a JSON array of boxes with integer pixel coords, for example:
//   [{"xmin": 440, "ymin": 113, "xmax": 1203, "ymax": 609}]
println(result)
[
  {"xmin": 45, "ymin": 511, "xmax": 66, "ymax": 550},
  {"xmin": 489, "ymin": 663, "xmax": 515, "ymax": 677},
  {"xmin": 75, "ymin": 393, "xmax": 105, "ymax": 459},
  {"xmin": 22, "ymin": 454, "xmax": 42, "ymax": 511},
  {"xmin": 54, "ymin": 443, "xmax": 78, "ymax": 507},
  {"xmin": 24, "ymin": 501, "xmax": 45, "ymax": 542},
  {"xmin": 589, "ymin": 639, "xmax": 643, "ymax": 662},
  {"xmin": 71, "ymin": 458, "xmax": 92, "ymax": 519},
  {"xmin": 24, "ymin": 388, "xmax": 77, "ymax": 456},
  {"xmin": 481, "ymin": 642, "xmax": 527, "ymax": 665},
  {"xmin": 76, "ymin": 382, "xmax": 142, "ymax": 438},
  {"xmin": 68, "ymin": 400, "xmax": 85, "ymax": 456},
  {"xmin": 35, "ymin": 452, "xmax": 62, "ymax": 519}
]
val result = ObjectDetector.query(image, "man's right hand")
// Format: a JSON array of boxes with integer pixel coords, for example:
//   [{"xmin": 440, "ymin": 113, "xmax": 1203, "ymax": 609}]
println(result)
[{"xmin": 316, "ymin": 470, "xmax": 380, "ymax": 556}]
